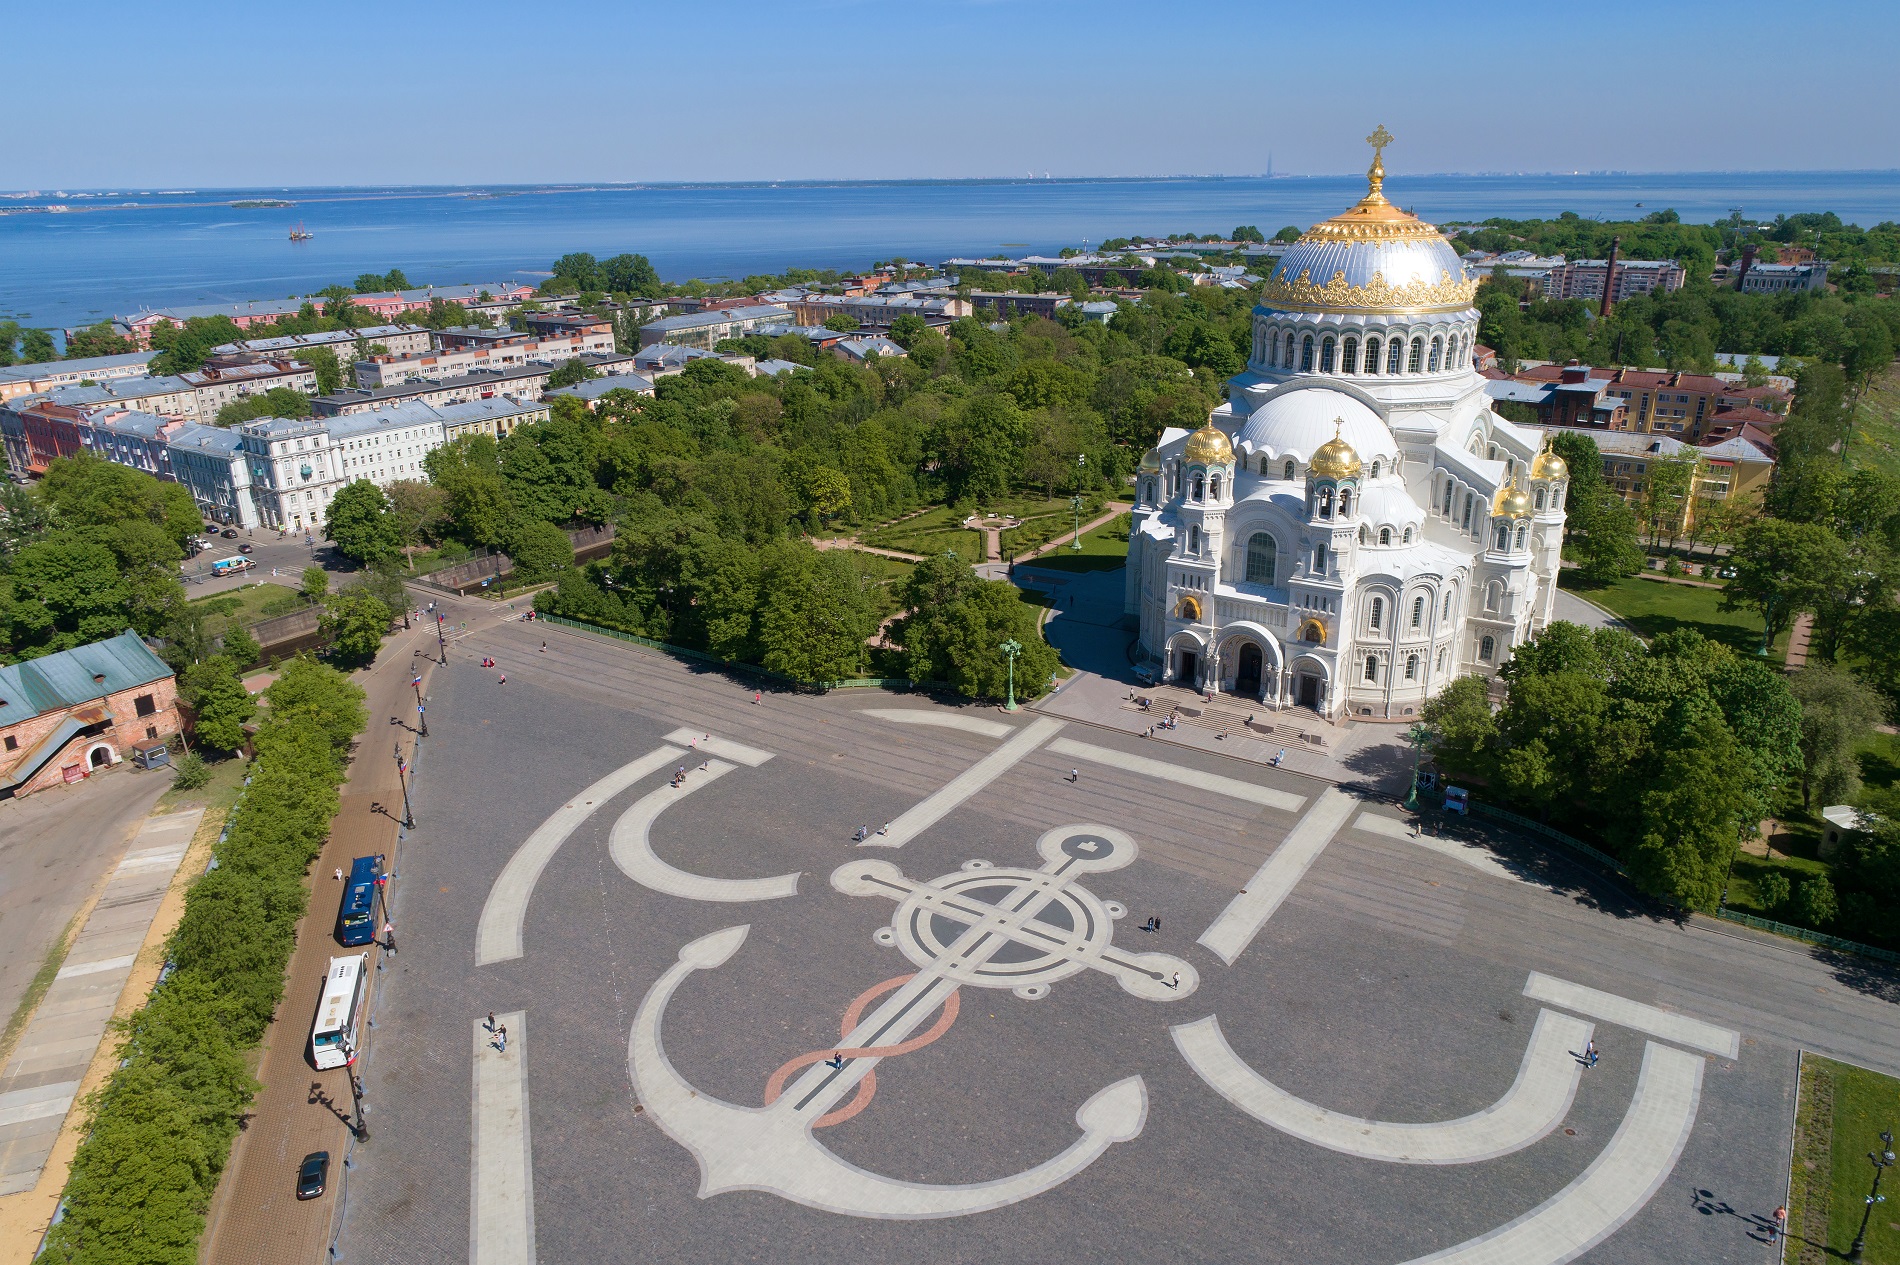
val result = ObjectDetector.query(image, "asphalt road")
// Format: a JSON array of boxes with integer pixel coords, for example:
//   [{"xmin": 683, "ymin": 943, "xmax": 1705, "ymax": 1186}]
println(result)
[
  {"xmin": 326, "ymin": 612, "xmax": 1900, "ymax": 1264},
  {"xmin": 0, "ymin": 767, "xmax": 170, "ymax": 1039}
]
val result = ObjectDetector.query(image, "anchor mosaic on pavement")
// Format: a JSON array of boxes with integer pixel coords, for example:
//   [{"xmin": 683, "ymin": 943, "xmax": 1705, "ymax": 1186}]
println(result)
[{"xmin": 337, "ymin": 654, "xmax": 1862, "ymax": 1265}]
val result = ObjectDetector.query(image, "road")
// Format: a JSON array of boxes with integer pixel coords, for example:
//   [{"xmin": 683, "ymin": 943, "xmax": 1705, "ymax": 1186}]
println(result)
[{"xmin": 0, "ymin": 767, "xmax": 171, "ymax": 1043}]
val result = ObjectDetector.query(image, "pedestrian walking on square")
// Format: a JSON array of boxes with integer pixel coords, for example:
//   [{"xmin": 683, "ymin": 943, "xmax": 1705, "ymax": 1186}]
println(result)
[
  {"xmin": 825, "ymin": 1053, "xmax": 846, "ymax": 1070},
  {"xmin": 498, "ymin": 673, "xmax": 505, "ymax": 684},
  {"xmin": 486, "ymin": 1012, "xmax": 496, "ymax": 1032},
  {"xmin": 334, "ymin": 867, "xmax": 343, "ymax": 881},
  {"xmin": 495, "ymin": 1025, "xmax": 507, "ymax": 1054},
  {"xmin": 1584, "ymin": 1039, "xmax": 1598, "ymax": 1068},
  {"xmin": 877, "ymin": 823, "xmax": 890, "ymax": 835},
  {"xmin": 541, "ymin": 641, "xmax": 546, "ymax": 652},
  {"xmin": 753, "ymin": 690, "xmax": 761, "ymax": 704},
  {"xmin": 1770, "ymin": 1206, "xmax": 1787, "ymax": 1241},
  {"xmin": 1068, "ymin": 769, "xmax": 1079, "ymax": 783},
  {"xmin": 1164, "ymin": 972, "xmax": 1180, "ymax": 989}
]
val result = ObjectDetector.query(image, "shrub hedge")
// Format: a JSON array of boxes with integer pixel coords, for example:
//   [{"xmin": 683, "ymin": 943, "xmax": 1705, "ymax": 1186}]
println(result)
[{"xmin": 42, "ymin": 658, "xmax": 366, "ymax": 1264}]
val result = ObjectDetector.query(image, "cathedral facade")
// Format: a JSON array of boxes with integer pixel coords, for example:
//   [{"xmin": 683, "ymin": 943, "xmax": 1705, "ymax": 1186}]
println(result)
[{"xmin": 1126, "ymin": 132, "xmax": 1570, "ymax": 721}]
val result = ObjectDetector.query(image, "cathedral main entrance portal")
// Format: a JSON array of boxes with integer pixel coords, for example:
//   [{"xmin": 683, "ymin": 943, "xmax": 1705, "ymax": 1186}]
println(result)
[
  {"xmin": 1235, "ymin": 643, "xmax": 1262, "ymax": 697},
  {"xmin": 1298, "ymin": 673, "xmax": 1320, "ymax": 709},
  {"xmin": 1176, "ymin": 650, "xmax": 1197, "ymax": 684}
]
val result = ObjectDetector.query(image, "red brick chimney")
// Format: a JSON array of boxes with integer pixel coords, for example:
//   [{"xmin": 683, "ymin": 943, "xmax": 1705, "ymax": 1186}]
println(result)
[
  {"xmin": 1600, "ymin": 236, "xmax": 1621, "ymax": 318},
  {"xmin": 1735, "ymin": 243, "xmax": 1758, "ymax": 290}
]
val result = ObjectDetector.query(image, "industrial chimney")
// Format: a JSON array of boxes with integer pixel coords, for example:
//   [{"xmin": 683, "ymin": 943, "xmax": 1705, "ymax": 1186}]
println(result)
[
  {"xmin": 1599, "ymin": 236, "xmax": 1621, "ymax": 318},
  {"xmin": 1735, "ymin": 243, "xmax": 1758, "ymax": 291}
]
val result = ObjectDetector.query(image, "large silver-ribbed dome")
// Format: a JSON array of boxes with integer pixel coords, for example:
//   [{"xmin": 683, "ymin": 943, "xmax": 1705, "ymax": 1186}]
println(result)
[{"xmin": 1259, "ymin": 131, "xmax": 1476, "ymax": 315}]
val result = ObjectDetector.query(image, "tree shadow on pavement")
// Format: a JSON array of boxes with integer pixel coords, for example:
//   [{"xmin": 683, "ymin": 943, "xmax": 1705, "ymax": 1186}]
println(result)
[{"xmin": 1821, "ymin": 950, "xmax": 1900, "ymax": 1004}]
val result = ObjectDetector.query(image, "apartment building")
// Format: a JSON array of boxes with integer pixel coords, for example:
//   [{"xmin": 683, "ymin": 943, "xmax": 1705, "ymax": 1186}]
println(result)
[
  {"xmin": 789, "ymin": 294, "xmax": 968, "ymax": 328},
  {"xmin": 210, "ymin": 324, "xmax": 432, "ymax": 366},
  {"xmin": 968, "ymin": 292, "xmax": 1071, "ymax": 320},
  {"xmin": 115, "ymin": 299, "xmax": 316, "ymax": 348},
  {"xmin": 637, "ymin": 305, "xmax": 793, "ymax": 350},
  {"xmin": 166, "ymin": 423, "xmax": 260, "ymax": 528},
  {"xmin": 314, "ymin": 352, "xmax": 634, "ymax": 416},
  {"xmin": 340, "ymin": 283, "xmax": 536, "ymax": 321},
  {"xmin": 352, "ymin": 329, "xmax": 615, "ymax": 388},
  {"xmin": 1491, "ymin": 362, "xmax": 1724, "ymax": 436},
  {"xmin": 1549, "ymin": 259, "xmax": 1686, "ymax": 304},
  {"xmin": 177, "ymin": 360, "xmax": 319, "ymax": 413},
  {"xmin": 239, "ymin": 418, "xmax": 341, "ymax": 532},
  {"xmin": 0, "ymin": 351, "xmax": 159, "ymax": 403},
  {"xmin": 1739, "ymin": 261, "xmax": 1830, "ymax": 294}
]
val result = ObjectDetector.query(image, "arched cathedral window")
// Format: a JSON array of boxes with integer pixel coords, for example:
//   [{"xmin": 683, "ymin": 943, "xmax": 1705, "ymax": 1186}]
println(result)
[{"xmin": 1245, "ymin": 533, "xmax": 1276, "ymax": 583}]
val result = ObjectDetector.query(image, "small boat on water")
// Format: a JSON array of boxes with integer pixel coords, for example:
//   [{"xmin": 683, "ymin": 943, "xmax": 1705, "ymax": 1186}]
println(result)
[{"xmin": 289, "ymin": 221, "xmax": 313, "ymax": 241}]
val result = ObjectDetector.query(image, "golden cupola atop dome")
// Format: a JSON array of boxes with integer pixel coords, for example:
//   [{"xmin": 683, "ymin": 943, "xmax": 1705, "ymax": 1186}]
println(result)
[
  {"xmin": 1308, "ymin": 422, "xmax": 1363, "ymax": 479},
  {"xmin": 1138, "ymin": 446, "xmax": 1163, "ymax": 472},
  {"xmin": 1183, "ymin": 423, "xmax": 1234, "ymax": 466},
  {"xmin": 1531, "ymin": 439, "xmax": 1569, "ymax": 481},
  {"xmin": 1494, "ymin": 481, "xmax": 1534, "ymax": 518}
]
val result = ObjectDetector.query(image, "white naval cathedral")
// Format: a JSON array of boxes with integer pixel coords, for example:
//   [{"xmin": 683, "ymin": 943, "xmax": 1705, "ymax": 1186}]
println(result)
[{"xmin": 1127, "ymin": 128, "xmax": 1570, "ymax": 720}]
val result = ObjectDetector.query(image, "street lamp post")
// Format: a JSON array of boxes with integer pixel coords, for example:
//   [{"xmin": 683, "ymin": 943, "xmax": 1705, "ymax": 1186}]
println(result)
[
  {"xmin": 1403, "ymin": 722, "xmax": 1433, "ymax": 809},
  {"xmin": 1847, "ymin": 1129, "xmax": 1894, "ymax": 1264},
  {"xmin": 412, "ymin": 673, "xmax": 428, "ymax": 738},
  {"xmin": 435, "ymin": 612, "xmax": 448, "ymax": 665},
  {"xmin": 1001, "ymin": 639, "xmax": 1022, "ymax": 712},
  {"xmin": 393, "ymin": 742, "xmax": 415, "ymax": 830},
  {"xmin": 1070, "ymin": 492, "xmax": 1084, "ymax": 551}
]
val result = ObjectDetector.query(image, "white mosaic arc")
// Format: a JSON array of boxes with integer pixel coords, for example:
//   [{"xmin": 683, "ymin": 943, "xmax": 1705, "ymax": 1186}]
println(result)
[
  {"xmin": 1352, "ymin": 811, "xmax": 1524, "ymax": 882},
  {"xmin": 856, "ymin": 707, "xmax": 1015, "ymax": 739},
  {"xmin": 1397, "ymin": 1042, "xmax": 1705, "ymax": 1265},
  {"xmin": 1171, "ymin": 1009, "xmax": 1592, "ymax": 1164},
  {"xmin": 1199, "ymin": 787, "xmax": 1357, "ymax": 965},
  {"xmin": 1523, "ymin": 973, "xmax": 1741, "ymax": 1058},
  {"xmin": 1046, "ymin": 736, "xmax": 1306, "ymax": 811},
  {"xmin": 862, "ymin": 716, "xmax": 1066, "ymax": 849},
  {"xmin": 471, "ymin": 1012, "xmax": 535, "ymax": 1265},
  {"xmin": 607, "ymin": 759, "xmax": 801, "ymax": 903},
  {"xmin": 662, "ymin": 728, "xmax": 774, "ymax": 766},
  {"xmin": 626, "ymin": 925, "xmax": 1148, "ymax": 1220},
  {"xmin": 477, "ymin": 745, "xmax": 686, "ymax": 965}
]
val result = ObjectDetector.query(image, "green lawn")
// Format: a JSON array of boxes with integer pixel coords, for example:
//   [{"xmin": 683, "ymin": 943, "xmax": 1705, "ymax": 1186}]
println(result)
[
  {"xmin": 1847, "ymin": 361, "xmax": 1900, "ymax": 479},
  {"xmin": 1787, "ymin": 1056, "xmax": 1900, "ymax": 1265},
  {"xmin": 863, "ymin": 506, "xmax": 986, "ymax": 560},
  {"xmin": 1020, "ymin": 512, "xmax": 1131, "ymax": 574},
  {"xmin": 1560, "ymin": 572, "xmax": 1782, "ymax": 658},
  {"xmin": 188, "ymin": 581, "xmax": 307, "ymax": 635}
]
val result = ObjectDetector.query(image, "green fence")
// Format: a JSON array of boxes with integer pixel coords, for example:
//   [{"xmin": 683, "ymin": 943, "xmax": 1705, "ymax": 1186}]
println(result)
[
  {"xmin": 1466, "ymin": 799, "xmax": 1630, "ymax": 876},
  {"xmin": 1714, "ymin": 909, "xmax": 1900, "ymax": 965},
  {"xmin": 540, "ymin": 614, "xmax": 937, "ymax": 694}
]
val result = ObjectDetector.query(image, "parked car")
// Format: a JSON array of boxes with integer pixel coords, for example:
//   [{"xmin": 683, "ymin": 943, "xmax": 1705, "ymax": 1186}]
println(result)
[
  {"xmin": 1442, "ymin": 786, "xmax": 1469, "ymax": 816},
  {"xmin": 296, "ymin": 1151, "xmax": 329, "ymax": 1200},
  {"xmin": 1716, "ymin": 566, "xmax": 1737, "ymax": 580}
]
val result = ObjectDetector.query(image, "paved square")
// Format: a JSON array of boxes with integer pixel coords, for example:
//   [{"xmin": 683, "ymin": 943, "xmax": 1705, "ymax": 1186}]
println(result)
[{"xmin": 335, "ymin": 621, "xmax": 1900, "ymax": 1264}]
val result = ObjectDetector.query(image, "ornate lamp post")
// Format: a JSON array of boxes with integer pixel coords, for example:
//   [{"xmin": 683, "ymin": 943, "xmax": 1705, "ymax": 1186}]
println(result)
[
  {"xmin": 1071, "ymin": 454, "xmax": 1087, "ymax": 551},
  {"xmin": 1001, "ymin": 639, "xmax": 1022, "ymax": 712},
  {"xmin": 435, "ymin": 612, "xmax": 448, "ymax": 665},
  {"xmin": 1403, "ymin": 722, "xmax": 1433, "ymax": 809},
  {"xmin": 1847, "ymin": 1129, "xmax": 1894, "ymax": 1264},
  {"xmin": 393, "ymin": 742, "xmax": 415, "ymax": 830},
  {"xmin": 412, "ymin": 673, "xmax": 429, "ymax": 738}
]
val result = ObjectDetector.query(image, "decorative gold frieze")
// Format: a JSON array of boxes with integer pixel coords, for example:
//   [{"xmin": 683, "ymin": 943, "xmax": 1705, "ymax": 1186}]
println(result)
[{"xmin": 1259, "ymin": 267, "xmax": 1480, "ymax": 313}]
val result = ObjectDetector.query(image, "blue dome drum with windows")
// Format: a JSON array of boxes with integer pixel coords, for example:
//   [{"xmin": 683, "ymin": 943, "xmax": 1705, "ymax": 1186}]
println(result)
[{"xmin": 1125, "ymin": 127, "xmax": 1568, "ymax": 721}]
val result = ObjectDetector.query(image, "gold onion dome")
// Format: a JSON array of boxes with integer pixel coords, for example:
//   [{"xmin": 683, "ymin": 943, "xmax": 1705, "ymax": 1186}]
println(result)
[
  {"xmin": 1183, "ymin": 424, "xmax": 1233, "ymax": 465},
  {"xmin": 1494, "ymin": 483, "xmax": 1534, "ymax": 517},
  {"xmin": 1531, "ymin": 442, "xmax": 1568, "ymax": 481},
  {"xmin": 1138, "ymin": 446, "xmax": 1163, "ymax": 472},
  {"xmin": 1308, "ymin": 423, "xmax": 1362, "ymax": 479}
]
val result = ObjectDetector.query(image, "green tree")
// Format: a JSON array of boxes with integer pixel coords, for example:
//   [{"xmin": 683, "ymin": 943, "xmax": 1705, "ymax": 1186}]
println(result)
[
  {"xmin": 1627, "ymin": 712, "xmax": 1752, "ymax": 910},
  {"xmin": 546, "ymin": 357, "xmax": 598, "ymax": 389},
  {"xmin": 888, "ymin": 313, "xmax": 929, "ymax": 349},
  {"xmin": 324, "ymin": 479, "xmax": 402, "ymax": 565},
  {"xmin": 215, "ymin": 387, "xmax": 311, "ymax": 426},
  {"xmin": 1794, "ymin": 875, "xmax": 1838, "ymax": 926},
  {"xmin": 183, "ymin": 656, "xmax": 255, "ymax": 751},
  {"xmin": 754, "ymin": 542, "xmax": 876, "ymax": 684},
  {"xmin": 5, "ymin": 538, "xmax": 129, "ymax": 654},
  {"xmin": 1756, "ymin": 870, "xmax": 1791, "ymax": 912},
  {"xmin": 300, "ymin": 565, "xmax": 329, "ymax": 603},
  {"xmin": 601, "ymin": 253, "xmax": 662, "ymax": 294},
  {"xmin": 1232, "ymin": 225, "xmax": 1266, "ymax": 244},
  {"xmin": 319, "ymin": 589, "xmax": 391, "ymax": 664},
  {"xmin": 823, "ymin": 313, "xmax": 858, "ymax": 333},
  {"xmin": 1418, "ymin": 674, "xmax": 1497, "ymax": 782},
  {"xmin": 220, "ymin": 624, "xmax": 261, "ymax": 669},
  {"xmin": 64, "ymin": 321, "xmax": 139, "ymax": 359},
  {"xmin": 505, "ymin": 519, "xmax": 574, "ymax": 582},
  {"xmin": 895, "ymin": 554, "xmax": 1057, "ymax": 699},
  {"xmin": 385, "ymin": 479, "xmax": 449, "ymax": 566},
  {"xmin": 423, "ymin": 435, "xmax": 517, "ymax": 547},
  {"xmin": 1721, "ymin": 518, "xmax": 1849, "ymax": 648},
  {"xmin": 300, "ymin": 344, "xmax": 343, "ymax": 395},
  {"xmin": 1786, "ymin": 666, "xmax": 1886, "ymax": 809}
]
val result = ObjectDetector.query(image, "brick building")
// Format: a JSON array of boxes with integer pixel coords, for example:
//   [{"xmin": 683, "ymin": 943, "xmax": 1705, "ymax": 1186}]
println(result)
[{"xmin": 0, "ymin": 632, "xmax": 180, "ymax": 798}]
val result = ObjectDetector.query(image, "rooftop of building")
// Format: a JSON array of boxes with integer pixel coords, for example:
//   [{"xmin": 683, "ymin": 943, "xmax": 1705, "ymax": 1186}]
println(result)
[
  {"xmin": 642, "ymin": 304, "xmax": 792, "ymax": 332},
  {"xmin": 0, "ymin": 630, "xmax": 172, "ymax": 729},
  {"xmin": 0, "ymin": 351, "xmax": 158, "ymax": 384},
  {"xmin": 544, "ymin": 374, "xmax": 655, "ymax": 402}
]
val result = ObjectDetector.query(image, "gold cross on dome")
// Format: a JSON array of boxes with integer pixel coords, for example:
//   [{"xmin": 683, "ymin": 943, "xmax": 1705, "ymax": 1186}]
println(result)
[{"xmin": 1364, "ymin": 125, "xmax": 1394, "ymax": 200}]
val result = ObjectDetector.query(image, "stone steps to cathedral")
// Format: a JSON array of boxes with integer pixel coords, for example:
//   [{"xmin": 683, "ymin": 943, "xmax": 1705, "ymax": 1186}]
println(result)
[{"xmin": 1122, "ymin": 694, "xmax": 1325, "ymax": 748}]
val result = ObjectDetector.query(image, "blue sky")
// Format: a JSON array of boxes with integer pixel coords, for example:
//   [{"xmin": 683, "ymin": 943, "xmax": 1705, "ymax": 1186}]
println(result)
[{"xmin": 12, "ymin": 0, "xmax": 1897, "ymax": 187}]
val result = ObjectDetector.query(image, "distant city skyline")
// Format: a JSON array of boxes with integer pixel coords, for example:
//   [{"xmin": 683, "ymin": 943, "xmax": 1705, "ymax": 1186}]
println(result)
[{"xmin": 10, "ymin": 0, "xmax": 1897, "ymax": 187}]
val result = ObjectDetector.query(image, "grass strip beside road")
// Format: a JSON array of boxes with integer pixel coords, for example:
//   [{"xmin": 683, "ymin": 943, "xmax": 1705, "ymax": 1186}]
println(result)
[
  {"xmin": 0, "ymin": 910, "xmax": 85, "ymax": 1073},
  {"xmin": 1787, "ymin": 1054, "xmax": 1900, "ymax": 1265},
  {"xmin": 1560, "ymin": 571, "xmax": 1785, "ymax": 659}
]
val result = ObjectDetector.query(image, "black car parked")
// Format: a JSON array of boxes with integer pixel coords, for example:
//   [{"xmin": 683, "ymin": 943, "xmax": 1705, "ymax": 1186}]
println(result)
[{"xmin": 296, "ymin": 1150, "xmax": 330, "ymax": 1200}]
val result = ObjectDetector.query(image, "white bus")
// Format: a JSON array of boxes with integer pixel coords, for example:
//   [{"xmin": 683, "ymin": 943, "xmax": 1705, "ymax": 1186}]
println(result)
[{"xmin": 311, "ymin": 953, "xmax": 369, "ymax": 1070}]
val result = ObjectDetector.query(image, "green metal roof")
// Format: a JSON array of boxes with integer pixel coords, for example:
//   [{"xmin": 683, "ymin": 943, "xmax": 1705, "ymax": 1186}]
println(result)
[{"xmin": 0, "ymin": 631, "xmax": 172, "ymax": 729}]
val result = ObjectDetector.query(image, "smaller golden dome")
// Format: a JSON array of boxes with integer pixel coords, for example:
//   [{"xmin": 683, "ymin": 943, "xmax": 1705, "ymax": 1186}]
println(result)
[
  {"xmin": 1531, "ymin": 442, "xmax": 1568, "ymax": 481},
  {"xmin": 1494, "ymin": 484, "xmax": 1534, "ymax": 517},
  {"xmin": 1308, "ymin": 422, "xmax": 1362, "ymax": 479},
  {"xmin": 1183, "ymin": 424, "xmax": 1234, "ymax": 466},
  {"xmin": 1138, "ymin": 447, "xmax": 1163, "ymax": 472}
]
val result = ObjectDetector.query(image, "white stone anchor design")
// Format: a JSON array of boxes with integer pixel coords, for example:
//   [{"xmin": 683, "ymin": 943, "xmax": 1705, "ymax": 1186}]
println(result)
[{"xmin": 626, "ymin": 824, "xmax": 1196, "ymax": 1219}]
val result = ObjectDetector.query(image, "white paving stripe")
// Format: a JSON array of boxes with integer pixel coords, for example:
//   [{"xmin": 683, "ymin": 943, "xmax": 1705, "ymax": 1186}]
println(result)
[
  {"xmin": 863, "ymin": 717, "xmax": 1066, "ymax": 849},
  {"xmin": 476, "ymin": 747, "xmax": 683, "ymax": 965},
  {"xmin": 857, "ymin": 708, "xmax": 1015, "ymax": 739},
  {"xmin": 0, "ymin": 1081, "xmax": 79, "ymax": 1128},
  {"xmin": 1198, "ymin": 788, "xmax": 1356, "ymax": 965},
  {"xmin": 1046, "ymin": 737, "xmax": 1305, "ymax": 811},
  {"xmin": 1523, "ymin": 972, "xmax": 1741, "ymax": 1058},
  {"xmin": 662, "ymin": 728, "xmax": 774, "ymax": 767},
  {"xmin": 53, "ymin": 954, "xmax": 137, "ymax": 981},
  {"xmin": 1172, "ymin": 1009, "xmax": 1592, "ymax": 1164},
  {"xmin": 1401, "ymin": 1042, "xmax": 1704, "ymax": 1265},
  {"xmin": 1353, "ymin": 812, "xmax": 1521, "ymax": 881},
  {"xmin": 114, "ymin": 847, "xmax": 189, "ymax": 874},
  {"xmin": 471, "ymin": 1012, "xmax": 536, "ymax": 1265},
  {"xmin": 608, "ymin": 761, "xmax": 801, "ymax": 902}
]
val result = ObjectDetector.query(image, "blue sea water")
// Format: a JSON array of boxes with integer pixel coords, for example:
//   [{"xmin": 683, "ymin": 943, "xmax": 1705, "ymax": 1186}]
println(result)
[{"xmin": 2, "ymin": 170, "xmax": 1896, "ymax": 330}]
